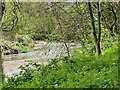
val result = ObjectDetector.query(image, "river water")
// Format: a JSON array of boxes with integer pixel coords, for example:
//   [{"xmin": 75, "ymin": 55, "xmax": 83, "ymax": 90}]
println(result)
[
  {"xmin": 4, "ymin": 41, "xmax": 81, "ymax": 62},
  {"xmin": 4, "ymin": 41, "xmax": 81, "ymax": 77}
]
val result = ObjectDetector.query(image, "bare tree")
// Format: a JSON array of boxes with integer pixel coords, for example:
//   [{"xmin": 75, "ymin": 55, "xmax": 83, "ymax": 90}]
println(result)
[{"xmin": 52, "ymin": 3, "xmax": 71, "ymax": 57}]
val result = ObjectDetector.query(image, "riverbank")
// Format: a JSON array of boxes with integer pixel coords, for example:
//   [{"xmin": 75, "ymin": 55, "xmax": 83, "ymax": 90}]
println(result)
[
  {"xmin": 2, "ymin": 34, "xmax": 35, "ymax": 55},
  {"xmin": 4, "ymin": 61, "xmax": 28, "ymax": 78},
  {"xmin": 4, "ymin": 60, "xmax": 48, "ymax": 79}
]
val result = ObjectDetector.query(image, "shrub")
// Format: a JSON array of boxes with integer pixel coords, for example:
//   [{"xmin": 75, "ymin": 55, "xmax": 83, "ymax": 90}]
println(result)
[{"xmin": 13, "ymin": 42, "xmax": 29, "ymax": 53}]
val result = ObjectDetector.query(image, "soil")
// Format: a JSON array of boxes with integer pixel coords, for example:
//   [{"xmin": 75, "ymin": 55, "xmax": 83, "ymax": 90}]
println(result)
[
  {"xmin": 3, "ymin": 61, "xmax": 48, "ymax": 79},
  {"xmin": 3, "ymin": 61, "xmax": 29, "ymax": 78}
]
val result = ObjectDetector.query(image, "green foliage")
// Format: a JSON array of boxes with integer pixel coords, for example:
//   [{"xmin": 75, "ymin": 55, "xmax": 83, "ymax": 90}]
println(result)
[
  {"xmin": 2, "ymin": 46, "xmax": 118, "ymax": 88},
  {"xmin": 13, "ymin": 42, "xmax": 29, "ymax": 53},
  {"xmin": 16, "ymin": 34, "xmax": 35, "ymax": 47},
  {"xmin": 1, "ymin": 2, "xmax": 119, "ymax": 89}
]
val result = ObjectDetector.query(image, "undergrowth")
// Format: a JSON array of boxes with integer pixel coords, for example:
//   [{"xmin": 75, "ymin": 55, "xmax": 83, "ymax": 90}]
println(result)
[{"xmin": 2, "ymin": 46, "xmax": 118, "ymax": 88}]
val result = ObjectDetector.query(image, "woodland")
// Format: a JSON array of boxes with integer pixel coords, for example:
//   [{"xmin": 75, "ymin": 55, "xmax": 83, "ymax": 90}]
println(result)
[{"xmin": 0, "ymin": 2, "xmax": 119, "ymax": 88}]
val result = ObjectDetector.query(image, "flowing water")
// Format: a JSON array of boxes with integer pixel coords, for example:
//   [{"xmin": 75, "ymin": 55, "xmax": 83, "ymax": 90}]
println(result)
[{"xmin": 4, "ymin": 41, "xmax": 81, "ymax": 77}]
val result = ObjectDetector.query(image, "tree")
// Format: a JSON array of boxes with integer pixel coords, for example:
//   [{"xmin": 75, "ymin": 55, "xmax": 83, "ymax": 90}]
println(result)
[
  {"xmin": 101, "ymin": 4, "xmax": 117, "ymax": 37},
  {"xmin": 0, "ymin": 1, "xmax": 19, "ymax": 84},
  {"xmin": 2, "ymin": 2, "xmax": 19, "ymax": 32},
  {"xmin": 0, "ymin": 1, "xmax": 5, "ymax": 85},
  {"xmin": 88, "ymin": 2, "xmax": 101, "ymax": 56}
]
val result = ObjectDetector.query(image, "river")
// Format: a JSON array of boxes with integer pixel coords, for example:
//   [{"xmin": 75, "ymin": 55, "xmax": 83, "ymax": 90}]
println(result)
[{"xmin": 4, "ymin": 41, "xmax": 81, "ymax": 78}]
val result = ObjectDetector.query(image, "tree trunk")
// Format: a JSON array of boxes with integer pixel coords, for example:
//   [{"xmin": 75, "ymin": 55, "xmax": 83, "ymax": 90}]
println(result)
[
  {"xmin": 118, "ymin": 1, "xmax": 120, "ymax": 89},
  {"xmin": 95, "ymin": 41, "xmax": 101, "ymax": 56},
  {"xmin": 103, "ymin": 6, "xmax": 116, "ymax": 37},
  {"xmin": 114, "ymin": 24, "xmax": 118, "ymax": 34},
  {"xmin": 0, "ymin": 2, "xmax": 5, "ymax": 86},
  {"xmin": 0, "ymin": 1, "xmax": 2, "ymax": 86},
  {"xmin": 109, "ymin": 27, "xmax": 114, "ymax": 36},
  {"xmin": 88, "ymin": 2, "xmax": 101, "ymax": 56},
  {"xmin": 97, "ymin": 2, "xmax": 101, "ymax": 55}
]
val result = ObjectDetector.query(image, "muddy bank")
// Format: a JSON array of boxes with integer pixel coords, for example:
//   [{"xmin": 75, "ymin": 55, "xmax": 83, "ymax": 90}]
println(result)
[
  {"xmin": 4, "ymin": 60, "xmax": 48, "ymax": 79},
  {"xmin": 4, "ymin": 61, "xmax": 28, "ymax": 77}
]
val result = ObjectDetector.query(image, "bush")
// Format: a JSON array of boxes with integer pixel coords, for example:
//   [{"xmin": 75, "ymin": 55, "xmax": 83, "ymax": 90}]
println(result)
[{"xmin": 13, "ymin": 42, "xmax": 29, "ymax": 53}]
